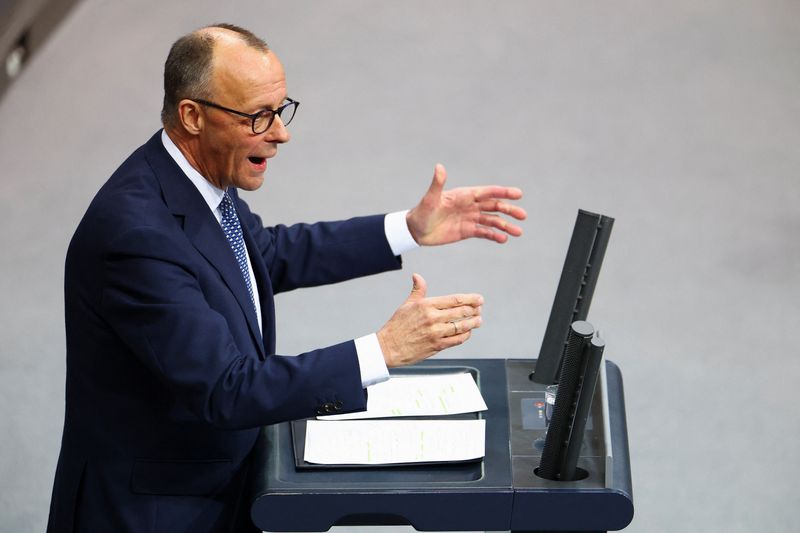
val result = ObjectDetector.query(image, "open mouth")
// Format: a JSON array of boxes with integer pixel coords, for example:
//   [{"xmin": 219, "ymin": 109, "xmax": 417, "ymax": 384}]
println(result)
[{"xmin": 248, "ymin": 156, "xmax": 266, "ymax": 165}]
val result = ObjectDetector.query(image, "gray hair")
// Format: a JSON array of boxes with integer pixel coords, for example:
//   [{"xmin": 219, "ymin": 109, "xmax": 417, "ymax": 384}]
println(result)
[{"xmin": 160, "ymin": 23, "xmax": 269, "ymax": 129}]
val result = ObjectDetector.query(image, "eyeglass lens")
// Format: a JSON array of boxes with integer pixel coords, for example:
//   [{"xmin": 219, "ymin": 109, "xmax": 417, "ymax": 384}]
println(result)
[{"xmin": 253, "ymin": 101, "xmax": 297, "ymax": 133}]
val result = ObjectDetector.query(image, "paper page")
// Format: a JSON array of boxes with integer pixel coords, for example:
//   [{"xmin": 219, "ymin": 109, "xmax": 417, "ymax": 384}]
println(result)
[
  {"xmin": 303, "ymin": 419, "xmax": 486, "ymax": 465},
  {"xmin": 318, "ymin": 372, "xmax": 487, "ymax": 420}
]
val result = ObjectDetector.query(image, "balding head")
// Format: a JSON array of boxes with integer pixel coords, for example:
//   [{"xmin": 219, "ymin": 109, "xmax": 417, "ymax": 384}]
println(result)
[
  {"xmin": 160, "ymin": 24, "xmax": 289, "ymax": 192},
  {"xmin": 161, "ymin": 23, "xmax": 269, "ymax": 129}
]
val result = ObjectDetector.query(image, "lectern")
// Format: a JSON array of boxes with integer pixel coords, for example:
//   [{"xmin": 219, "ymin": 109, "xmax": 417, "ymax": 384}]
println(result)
[
  {"xmin": 247, "ymin": 358, "xmax": 632, "ymax": 532},
  {"xmin": 247, "ymin": 210, "xmax": 633, "ymax": 532}
]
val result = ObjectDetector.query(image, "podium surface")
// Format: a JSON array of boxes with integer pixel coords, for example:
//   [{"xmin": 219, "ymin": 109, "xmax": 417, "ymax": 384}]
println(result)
[{"xmin": 248, "ymin": 358, "xmax": 633, "ymax": 532}]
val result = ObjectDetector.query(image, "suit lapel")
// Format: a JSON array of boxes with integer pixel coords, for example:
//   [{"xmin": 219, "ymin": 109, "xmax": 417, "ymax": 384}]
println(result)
[{"xmin": 143, "ymin": 132, "xmax": 266, "ymax": 359}]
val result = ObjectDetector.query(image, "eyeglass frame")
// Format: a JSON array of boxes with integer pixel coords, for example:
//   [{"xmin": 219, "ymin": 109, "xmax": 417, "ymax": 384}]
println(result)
[{"xmin": 191, "ymin": 97, "xmax": 299, "ymax": 134}]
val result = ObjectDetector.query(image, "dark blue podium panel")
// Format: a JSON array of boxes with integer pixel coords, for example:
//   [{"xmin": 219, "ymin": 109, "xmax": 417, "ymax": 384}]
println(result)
[
  {"xmin": 247, "ymin": 359, "xmax": 633, "ymax": 532},
  {"xmin": 505, "ymin": 360, "xmax": 634, "ymax": 532}
]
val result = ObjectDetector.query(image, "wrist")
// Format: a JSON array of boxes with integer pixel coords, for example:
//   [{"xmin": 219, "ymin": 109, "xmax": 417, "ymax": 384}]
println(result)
[
  {"xmin": 405, "ymin": 210, "xmax": 418, "ymax": 243},
  {"xmin": 376, "ymin": 329, "xmax": 396, "ymax": 368},
  {"xmin": 386, "ymin": 210, "xmax": 419, "ymax": 254},
  {"xmin": 405, "ymin": 209, "xmax": 427, "ymax": 246}
]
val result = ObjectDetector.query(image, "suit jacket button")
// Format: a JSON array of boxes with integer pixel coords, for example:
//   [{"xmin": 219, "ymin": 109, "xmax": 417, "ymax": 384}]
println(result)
[
  {"xmin": 316, "ymin": 407, "xmax": 325, "ymax": 415},
  {"xmin": 323, "ymin": 403, "xmax": 334, "ymax": 414},
  {"xmin": 333, "ymin": 401, "xmax": 343, "ymax": 411}
]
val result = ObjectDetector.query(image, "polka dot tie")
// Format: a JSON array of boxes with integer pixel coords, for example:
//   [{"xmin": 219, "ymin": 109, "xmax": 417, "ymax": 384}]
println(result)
[{"xmin": 220, "ymin": 192, "xmax": 257, "ymax": 315}]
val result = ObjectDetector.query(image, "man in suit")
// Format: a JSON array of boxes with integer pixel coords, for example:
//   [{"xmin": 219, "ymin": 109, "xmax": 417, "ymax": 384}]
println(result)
[{"xmin": 47, "ymin": 23, "xmax": 526, "ymax": 532}]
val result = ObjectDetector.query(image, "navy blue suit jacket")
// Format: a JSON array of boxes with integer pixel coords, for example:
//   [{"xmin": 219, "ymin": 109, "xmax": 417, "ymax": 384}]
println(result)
[{"xmin": 47, "ymin": 131, "xmax": 402, "ymax": 532}]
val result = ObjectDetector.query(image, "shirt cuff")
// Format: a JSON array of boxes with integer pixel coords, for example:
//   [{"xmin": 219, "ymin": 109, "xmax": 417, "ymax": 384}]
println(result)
[
  {"xmin": 354, "ymin": 334, "xmax": 390, "ymax": 388},
  {"xmin": 384, "ymin": 210, "xmax": 419, "ymax": 256}
]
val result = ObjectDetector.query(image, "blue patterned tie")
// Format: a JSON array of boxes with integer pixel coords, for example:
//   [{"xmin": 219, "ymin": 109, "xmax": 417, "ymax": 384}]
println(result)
[{"xmin": 220, "ymin": 192, "xmax": 257, "ymax": 314}]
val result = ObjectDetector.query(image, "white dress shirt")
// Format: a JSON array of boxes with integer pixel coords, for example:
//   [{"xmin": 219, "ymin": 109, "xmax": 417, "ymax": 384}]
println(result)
[{"xmin": 161, "ymin": 130, "xmax": 417, "ymax": 387}]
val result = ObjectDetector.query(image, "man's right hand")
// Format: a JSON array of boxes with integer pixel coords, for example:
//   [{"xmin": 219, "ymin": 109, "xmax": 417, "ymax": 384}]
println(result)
[{"xmin": 376, "ymin": 273, "xmax": 483, "ymax": 368}]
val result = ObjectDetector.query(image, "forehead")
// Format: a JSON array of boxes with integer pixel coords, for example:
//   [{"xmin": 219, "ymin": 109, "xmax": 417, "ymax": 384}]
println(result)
[{"xmin": 211, "ymin": 42, "xmax": 286, "ymax": 109}]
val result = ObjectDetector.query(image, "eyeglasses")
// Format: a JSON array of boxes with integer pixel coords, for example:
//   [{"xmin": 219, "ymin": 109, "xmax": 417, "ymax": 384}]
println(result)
[{"xmin": 192, "ymin": 97, "xmax": 299, "ymax": 134}]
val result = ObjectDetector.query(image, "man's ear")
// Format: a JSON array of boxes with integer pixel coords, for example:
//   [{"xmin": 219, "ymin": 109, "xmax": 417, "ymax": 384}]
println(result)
[{"xmin": 178, "ymin": 99, "xmax": 204, "ymax": 135}]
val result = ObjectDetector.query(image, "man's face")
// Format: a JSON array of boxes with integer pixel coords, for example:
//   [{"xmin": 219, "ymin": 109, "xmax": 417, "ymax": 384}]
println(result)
[{"xmin": 194, "ymin": 42, "xmax": 290, "ymax": 191}]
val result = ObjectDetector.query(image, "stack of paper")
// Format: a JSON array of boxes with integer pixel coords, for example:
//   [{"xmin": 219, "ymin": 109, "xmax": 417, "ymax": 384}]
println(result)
[{"xmin": 304, "ymin": 372, "xmax": 488, "ymax": 466}]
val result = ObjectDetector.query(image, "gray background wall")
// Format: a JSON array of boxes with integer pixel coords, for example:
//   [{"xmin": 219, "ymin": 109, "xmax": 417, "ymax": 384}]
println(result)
[{"xmin": 1, "ymin": 1, "xmax": 798, "ymax": 531}]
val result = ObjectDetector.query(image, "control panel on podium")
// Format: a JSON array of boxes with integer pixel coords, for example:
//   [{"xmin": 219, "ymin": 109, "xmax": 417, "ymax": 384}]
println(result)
[{"xmin": 247, "ymin": 210, "xmax": 634, "ymax": 532}]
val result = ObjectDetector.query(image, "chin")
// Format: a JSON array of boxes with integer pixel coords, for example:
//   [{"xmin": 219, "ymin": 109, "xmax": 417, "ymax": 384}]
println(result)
[{"xmin": 237, "ymin": 176, "xmax": 265, "ymax": 191}]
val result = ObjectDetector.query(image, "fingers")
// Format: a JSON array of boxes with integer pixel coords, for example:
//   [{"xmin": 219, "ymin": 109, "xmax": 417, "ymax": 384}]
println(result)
[
  {"xmin": 430, "ymin": 296, "xmax": 483, "ymax": 339},
  {"xmin": 441, "ymin": 315, "xmax": 483, "ymax": 338},
  {"xmin": 438, "ymin": 303, "xmax": 482, "ymax": 323},
  {"xmin": 439, "ymin": 330, "xmax": 473, "ymax": 349},
  {"xmin": 407, "ymin": 273, "xmax": 427, "ymax": 302},
  {"xmin": 477, "ymin": 213, "xmax": 524, "ymax": 238},
  {"xmin": 425, "ymin": 163, "xmax": 447, "ymax": 200},
  {"xmin": 434, "ymin": 163, "xmax": 447, "ymax": 186},
  {"xmin": 477, "ymin": 199, "xmax": 527, "ymax": 221},
  {"xmin": 377, "ymin": 285, "xmax": 486, "ymax": 367},
  {"xmin": 472, "ymin": 185, "xmax": 523, "ymax": 202},
  {"xmin": 473, "ymin": 225, "xmax": 508, "ymax": 243},
  {"xmin": 425, "ymin": 293, "xmax": 484, "ymax": 310}
]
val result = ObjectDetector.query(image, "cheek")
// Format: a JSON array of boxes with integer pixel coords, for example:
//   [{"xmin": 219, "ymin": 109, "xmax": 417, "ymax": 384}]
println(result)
[
  {"xmin": 225, "ymin": 145, "xmax": 247, "ymax": 169},
  {"xmin": 206, "ymin": 134, "xmax": 236, "ymax": 164},
  {"xmin": 234, "ymin": 137, "xmax": 258, "ymax": 158}
]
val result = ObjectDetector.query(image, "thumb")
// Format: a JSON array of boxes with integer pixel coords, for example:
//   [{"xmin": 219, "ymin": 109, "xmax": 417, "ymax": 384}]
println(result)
[
  {"xmin": 407, "ymin": 273, "xmax": 427, "ymax": 301},
  {"xmin": 426, "ymin": 163, "xmax": 447, "ymax": 199}
]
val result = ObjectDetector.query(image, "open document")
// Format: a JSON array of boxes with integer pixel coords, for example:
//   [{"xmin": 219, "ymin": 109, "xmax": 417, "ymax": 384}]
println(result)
[
  {"xmin": 303, "ymin": 419, "xmax": 486, "ymax": 465},
  {"xmin": 301, "ymin": 372, "xmax": 488, "ymax": 466},
  {"xmin": 318, "ymin": 372, "xmax": 488, "ymax": 420}
]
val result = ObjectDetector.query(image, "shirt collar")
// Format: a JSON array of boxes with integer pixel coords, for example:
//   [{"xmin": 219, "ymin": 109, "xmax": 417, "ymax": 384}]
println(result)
[{"xmin": 161, "ymin": 129, "xmax": 226, "ymax": 213}]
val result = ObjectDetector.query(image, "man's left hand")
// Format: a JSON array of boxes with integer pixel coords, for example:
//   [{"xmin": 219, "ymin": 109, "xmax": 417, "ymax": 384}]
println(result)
[{"xmin": 406, "ymin": 164, "xmax": 527, "ymax": 246}]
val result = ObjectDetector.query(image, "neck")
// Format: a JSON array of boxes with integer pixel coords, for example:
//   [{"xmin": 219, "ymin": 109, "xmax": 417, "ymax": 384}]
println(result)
[{"xmin": 163, "ymin": 127, "xmax": 222, "ymax": 188}]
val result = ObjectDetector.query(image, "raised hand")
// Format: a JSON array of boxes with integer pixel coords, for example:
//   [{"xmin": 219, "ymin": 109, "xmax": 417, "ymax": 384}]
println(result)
[
  {"xmin": 377, "ymin": 273, "xmax": 483, "ymax": 367},
  {"xmin": 405, "ymin": 164, "xmax": 527, "ymax": 246}
]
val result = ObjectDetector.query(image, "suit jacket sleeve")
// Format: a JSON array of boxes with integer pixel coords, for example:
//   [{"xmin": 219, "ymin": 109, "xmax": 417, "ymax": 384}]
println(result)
[
  {"xmin": 98, "ymin": 221, "xmax": 371, "ymax": 430},
  {"xmin": 234, "ymin": 195, "xmax": 403, "ymax": 294}
]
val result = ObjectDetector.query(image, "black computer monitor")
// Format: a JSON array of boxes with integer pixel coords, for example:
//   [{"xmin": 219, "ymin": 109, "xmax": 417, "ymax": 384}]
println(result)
[
  {"xmin": 532, "ymin": 209, "xmax": 614, "ymax": 482},
  {"xmin": 531, "ymin": 209, "xmax": 613, "ymax": 385}
]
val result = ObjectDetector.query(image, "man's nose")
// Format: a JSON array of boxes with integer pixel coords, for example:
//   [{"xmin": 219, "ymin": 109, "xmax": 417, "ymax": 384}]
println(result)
[{"xmin": 265, "ymin": 116, "xmax": 290, "ymax": 143}]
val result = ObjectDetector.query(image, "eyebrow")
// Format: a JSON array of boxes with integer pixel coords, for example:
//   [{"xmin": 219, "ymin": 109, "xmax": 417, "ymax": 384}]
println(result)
[{"xmin": 250, "ymin": 94, "xmax": 289, "ymax": 113}]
